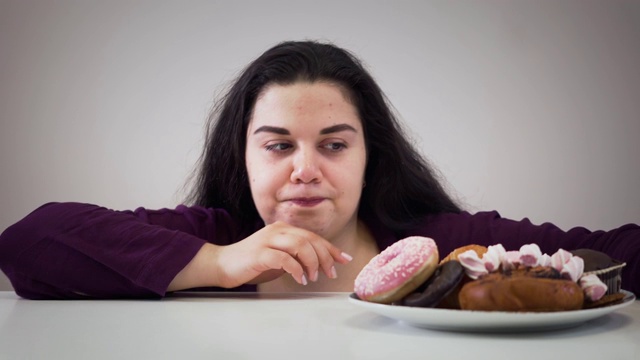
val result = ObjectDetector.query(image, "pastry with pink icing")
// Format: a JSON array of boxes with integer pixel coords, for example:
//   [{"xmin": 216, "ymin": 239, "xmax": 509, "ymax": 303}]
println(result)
[{"xmin": 354, "ymin": 236, "xmax": 439, "ymax": 304}]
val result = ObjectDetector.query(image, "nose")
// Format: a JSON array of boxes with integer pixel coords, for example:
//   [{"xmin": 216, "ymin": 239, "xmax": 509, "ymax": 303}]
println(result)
[{"xmin": 290, "ymin": 146, "xmax": 322, "ymax": 184}]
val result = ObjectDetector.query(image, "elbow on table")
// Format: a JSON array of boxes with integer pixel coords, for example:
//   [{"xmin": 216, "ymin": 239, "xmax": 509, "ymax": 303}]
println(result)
[
  {"xmin": 0, "ymin": 219, "xmax": 38, "ymax": 299},
  {"xmin": 1, "ymin": 202, "xmax": 170, "ymax": 300},
  {"xmin": 0, "ymin": 202, "xmax": 83, "ymax": 299}
]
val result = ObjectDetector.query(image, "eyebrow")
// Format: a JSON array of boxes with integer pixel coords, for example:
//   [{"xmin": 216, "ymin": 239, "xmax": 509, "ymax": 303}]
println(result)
[
  {"xmin": 252, "ymin": 124, "xmax": 357, "ymax": 135},
  {"xmin": 252, "ymin": 126, "xmax": 290, "ymax": 135},
  {"xmin": 320, "ymin": 124, "xmax": 357, "ymax": 135}
]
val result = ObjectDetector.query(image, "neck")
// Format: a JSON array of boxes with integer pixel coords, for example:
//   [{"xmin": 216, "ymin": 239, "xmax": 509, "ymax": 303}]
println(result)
[{"xmin": 258, "ymin": 220, "xmax": 379, "ymax": 293}]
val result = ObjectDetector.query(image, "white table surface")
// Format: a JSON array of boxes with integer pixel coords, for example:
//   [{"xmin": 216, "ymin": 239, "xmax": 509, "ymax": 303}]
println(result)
[{"xmin": 0, "ymin": 291, "xmax": 638, "ymax": 360}]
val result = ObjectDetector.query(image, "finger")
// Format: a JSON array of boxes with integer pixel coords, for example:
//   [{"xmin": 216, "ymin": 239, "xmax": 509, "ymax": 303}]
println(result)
[
  {"xmin": 247, "ymin": 269, "xmax": 286, "ymax": 285},
  {"xmin": 313, "ymin": 241, "xmax": 354, "ymax": 279},
  {"xmin": 283, "ymin": 225, "xmax": 353, "ymax": 265},
  {"xmin": 259, "ymin": 248, "xmax": 307, "ymax": 285},
  {"xmin": 307, "ymin": 241, "xmax": 338, "ymax": 279},
  {"xmin": 270, "ymin": 235, "xmax": 320, "ymax": 282},
  {"xmin": 327, "ymin": 243, "xmax": 354, "ymax": 265},
  {"xmin": 274, "ymin": 228, "xmax": 353, "ymax": 280},
  {"xmin": 263, "ymin": 222, "xmax": 353, "ymax": 280}
]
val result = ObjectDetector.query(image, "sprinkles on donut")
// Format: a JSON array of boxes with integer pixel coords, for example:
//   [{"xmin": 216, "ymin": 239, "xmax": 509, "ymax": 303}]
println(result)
[{"xmin": 354, "ymin": 236, "xmax": 439, "ymax": 304}]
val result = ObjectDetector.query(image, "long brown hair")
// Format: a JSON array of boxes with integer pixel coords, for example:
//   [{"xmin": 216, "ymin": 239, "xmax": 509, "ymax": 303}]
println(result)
[{"xmin": 188, "ymin": 40, "xmax": 461, "ymax": 231}]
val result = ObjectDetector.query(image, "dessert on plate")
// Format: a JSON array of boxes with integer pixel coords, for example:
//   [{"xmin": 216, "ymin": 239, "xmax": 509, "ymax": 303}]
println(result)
[{"xmin": 354, "ymin": 237, "xmax": 627, "ymax": 312}]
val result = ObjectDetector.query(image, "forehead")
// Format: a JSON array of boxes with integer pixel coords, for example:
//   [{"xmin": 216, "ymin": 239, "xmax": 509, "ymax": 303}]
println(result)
[{"xmin": 249, "ymin": 81, "xmax": 361, "ymax": 129}]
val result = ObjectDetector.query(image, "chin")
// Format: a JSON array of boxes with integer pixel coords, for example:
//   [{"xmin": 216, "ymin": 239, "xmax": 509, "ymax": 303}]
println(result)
[
  {"xmin": 265, "ymin": 208, "xmax": 356, "ymax": 238},
  {"xmin": 267, "ymin": 215, "xmax": 332, "ymax": 237},
  {"xmin": 287, "ymin": 219, "xmax": 330, "ymax": 235}
]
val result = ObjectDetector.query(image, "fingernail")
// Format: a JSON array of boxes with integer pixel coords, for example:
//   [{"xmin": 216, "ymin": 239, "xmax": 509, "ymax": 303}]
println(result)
[
  {"xmin": 301, "ymin": 274, "xmax": 308, "ymax": 286},
  {"xmin": 331, "ymin": 266, "xmax": 337, "ymax": 279},
  {"xmin": 341, "ymin": 252, "xmax": 353, "ymax": 262},
  {"xmin": 311, "ymin": 270, "xmax": 318, "ymax": 282}
]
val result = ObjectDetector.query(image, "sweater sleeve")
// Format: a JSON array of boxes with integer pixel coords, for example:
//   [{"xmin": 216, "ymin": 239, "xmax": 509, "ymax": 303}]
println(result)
[
  {"xmin": 0, "ymin": 202, "xmax": 241, "ymax": 299},
  {"xmin": 416, "ymin": 211, "xmax": 640, "ymax": 295}
]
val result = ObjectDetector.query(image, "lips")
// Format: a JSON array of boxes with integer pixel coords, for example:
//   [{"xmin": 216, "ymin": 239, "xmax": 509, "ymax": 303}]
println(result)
[{"xmin": 287, "ymin": 197, "xmax": 326, "ymax": 207}]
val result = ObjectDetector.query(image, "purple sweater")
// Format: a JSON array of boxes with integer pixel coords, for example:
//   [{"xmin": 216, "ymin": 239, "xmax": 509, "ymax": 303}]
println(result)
[{"xmin": 0, "ymin": 202, "xmax": 638, "ymax": 299}]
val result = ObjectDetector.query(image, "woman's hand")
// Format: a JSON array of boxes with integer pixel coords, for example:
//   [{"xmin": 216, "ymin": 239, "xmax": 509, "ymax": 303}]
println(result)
[
  {"xmin": 213, "ymin": 221, "xmax": 352, "ymax": 287},
  {"xmin": 168, "ymin": 221, "xmax": 352, "ymax": 291}
]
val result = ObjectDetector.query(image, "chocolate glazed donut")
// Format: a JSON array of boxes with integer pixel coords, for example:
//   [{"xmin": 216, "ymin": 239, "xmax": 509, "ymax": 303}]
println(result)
[{"xmin": 401, "ymin": 261, "xmax": 464, "ymax": 307}]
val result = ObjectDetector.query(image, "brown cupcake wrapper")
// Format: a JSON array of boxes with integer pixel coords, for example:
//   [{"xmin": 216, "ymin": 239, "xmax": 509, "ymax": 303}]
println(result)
[{"xmin": 584, "ymin": 263, "xmax": 626, "ymax": 295}]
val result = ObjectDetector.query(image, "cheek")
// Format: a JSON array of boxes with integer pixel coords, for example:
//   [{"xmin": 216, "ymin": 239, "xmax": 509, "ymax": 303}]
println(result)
[
  {"xmin": 345, "ymin": 154, "xmax": 367, "ymax": 201},
  {"xmin": 246, "ymin": 153, "xmax": 266, "ymax": 188},
  {"xmin": 345, "ymin": 150, "xmax": 367, "ymax": 185},
  {"xmin": 247, "ymin": 175, "xmax": 270, "ymax": 216},
  {"xmin": 246, "ymin": 161, "xmax": 279, "ymax": 204},
  {"xmin": 333, "ymin": 163, "xmax": 364, "ymax": 198},
  {"xmin": 248, "ymin": 175, "xmax": 282, "ymax": 223}
]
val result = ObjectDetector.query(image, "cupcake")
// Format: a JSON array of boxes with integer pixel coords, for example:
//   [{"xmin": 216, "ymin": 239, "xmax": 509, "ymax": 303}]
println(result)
[{"xmin": 570, "ymin": 249, "xmax": 626, "ymax": 295}]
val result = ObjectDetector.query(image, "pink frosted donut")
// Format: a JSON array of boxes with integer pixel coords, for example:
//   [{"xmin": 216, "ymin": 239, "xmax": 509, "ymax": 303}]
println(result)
[{"xmin": 354, "ymin": 236, "xmax": 439, "ymax": 304}]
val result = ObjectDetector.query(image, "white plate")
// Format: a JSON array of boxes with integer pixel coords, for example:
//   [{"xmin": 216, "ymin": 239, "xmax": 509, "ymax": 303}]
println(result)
[{"xmin": 348, "ymin": 290, "xmax": 635, "ymax": 332}]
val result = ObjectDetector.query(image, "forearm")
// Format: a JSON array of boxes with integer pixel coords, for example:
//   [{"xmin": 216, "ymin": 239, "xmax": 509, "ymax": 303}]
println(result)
[
  {"xmin": 167, "ymin": 243, "xmax": 222, "ymax": 292},
  {"xmin": 0, "ymin": 202, "xmax": 207, "ymax": 299}
]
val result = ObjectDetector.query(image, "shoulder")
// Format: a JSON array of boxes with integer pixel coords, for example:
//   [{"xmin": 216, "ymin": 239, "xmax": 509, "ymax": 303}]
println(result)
[
  {"xmin": 134, "ymin": 204, "xmax": 234, "ymax": 221},
  {"xmin": 404, "ymin": 210, "xmax": 546, "ymax": 257},
  {"xmin": 420, "ymin": 210, "xmax": 502, "ymax": 228},
  {"xmin": 411, "ymin": 210, "xmax": 504, "ymax": 237},
  {"xmin": 131, "ymin": 204, "xmax": 260, "ymax": 244},
  {"xmin": 365, "ymin": 211, "xmax": 505, "ymax": 255}
]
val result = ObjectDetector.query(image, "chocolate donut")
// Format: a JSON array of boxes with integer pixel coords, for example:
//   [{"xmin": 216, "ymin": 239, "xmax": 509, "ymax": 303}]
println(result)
[
  {"xmin": 435, "ymin": 244, "xmax": 488, "ymax": 309},
  {"xmin": 401, "ymin": 260, "xmax": 464, "ymax": 307}
]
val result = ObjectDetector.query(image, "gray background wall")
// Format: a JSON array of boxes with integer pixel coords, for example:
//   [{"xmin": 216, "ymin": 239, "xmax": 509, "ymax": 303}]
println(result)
[{"xmin": 1, "ymin": 0, "xmax": 639, "ymax": 291}]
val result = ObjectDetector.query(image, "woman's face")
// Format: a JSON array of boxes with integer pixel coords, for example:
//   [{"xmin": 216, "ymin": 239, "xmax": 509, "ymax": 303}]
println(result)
[{"xmin": 245, "ymin": 81, "xmax": 367, "ymax": 240}]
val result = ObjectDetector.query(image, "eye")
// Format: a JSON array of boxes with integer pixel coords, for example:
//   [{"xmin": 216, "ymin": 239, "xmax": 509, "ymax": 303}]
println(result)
[
  {"xmin": 265, "ymin": 143, "xmax": 293, "ymax": 152},
  {"xmin": 322, "ymin": 142, "xmax": 347, "ymax": 152}
]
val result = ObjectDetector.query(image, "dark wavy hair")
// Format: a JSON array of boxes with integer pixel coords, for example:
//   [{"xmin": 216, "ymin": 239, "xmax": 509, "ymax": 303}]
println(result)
[{"xmin": 188, "ymin": 40, "xmax": 461, "ymax": 232}]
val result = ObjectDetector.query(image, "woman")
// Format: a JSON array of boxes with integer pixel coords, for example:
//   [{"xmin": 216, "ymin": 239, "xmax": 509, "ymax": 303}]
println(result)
[{"xmin": 0, "ymin": 41, "xmax": 638, "ymax": 299}]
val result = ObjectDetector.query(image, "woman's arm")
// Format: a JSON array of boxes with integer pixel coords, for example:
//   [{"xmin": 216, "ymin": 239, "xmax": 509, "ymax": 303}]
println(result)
[
  {"xmin": 0, "ymin": 203, "xmax": 223, "ymax": 299},
  {"xmin": 0, "ymin": 203, "xmax": 352, "ymax": 299}
]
